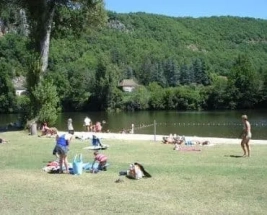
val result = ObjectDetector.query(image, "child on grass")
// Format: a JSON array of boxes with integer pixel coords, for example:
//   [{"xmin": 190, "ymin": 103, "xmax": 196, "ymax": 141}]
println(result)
[{"xmin": 92, "ymin": 151, "xmax": 108, "ymax": 171}]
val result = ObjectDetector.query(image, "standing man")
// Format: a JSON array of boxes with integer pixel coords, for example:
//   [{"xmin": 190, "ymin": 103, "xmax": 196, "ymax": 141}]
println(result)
[
  {"xmin": 84, "ymin": 116, "xmax": 91, "ymax": 132},
  {"xmin": 240, "ymin": 115, "xmax": 252, "ymax": 157}
]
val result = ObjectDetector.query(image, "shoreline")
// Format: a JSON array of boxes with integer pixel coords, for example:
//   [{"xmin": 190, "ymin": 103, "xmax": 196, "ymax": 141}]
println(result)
[{"xmin": 71, "ymin": 131, "xmax": 267, "ymax": 145}]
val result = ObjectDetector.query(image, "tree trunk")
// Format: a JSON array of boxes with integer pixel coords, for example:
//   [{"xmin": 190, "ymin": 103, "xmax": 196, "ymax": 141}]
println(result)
[{"xmin": 40, "ymin": 4, "xmax": 55, "ymax": 73}]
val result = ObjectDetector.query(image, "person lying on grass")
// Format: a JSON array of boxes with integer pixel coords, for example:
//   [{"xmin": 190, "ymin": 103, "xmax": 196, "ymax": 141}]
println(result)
[
  {"xmin": 0, "ymin": 137, "xmax": 8, "ymax": 144},
  {"xmin": 119, "ymin": 163, "xmax": 152, "ymax": 180}
]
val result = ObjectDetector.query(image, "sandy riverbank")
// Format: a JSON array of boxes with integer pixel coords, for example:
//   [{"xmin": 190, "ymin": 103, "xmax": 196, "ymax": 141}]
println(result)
[{"xmin": 71, "ymin": 131, "xmax": 267, "ymax": 145}]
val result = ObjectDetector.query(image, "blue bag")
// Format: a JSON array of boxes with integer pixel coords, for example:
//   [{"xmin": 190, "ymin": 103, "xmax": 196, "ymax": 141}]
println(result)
[{"xmin": 73, "ymin": 154, "xmax": 83, "ymax": 175}]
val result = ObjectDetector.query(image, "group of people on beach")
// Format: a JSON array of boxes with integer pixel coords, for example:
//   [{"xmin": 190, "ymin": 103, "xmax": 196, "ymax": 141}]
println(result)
[
  {"xmin": 163, "ymin": 133, "xmax": 210, "ymax": 146},
  {"xmin": 66, "ymin": 116, "xmax": 103, "ymax": 133},
  {"xmin": 41, "ymin": 114, "xmax": 253, "ymax": 174},
  {"xmin": 83, "ymin": 116, "xmax": 103, "ymax": 132},
  {"xmin": 162, "ymin": 115, "xmax": 252, "ymax": 157},
  {"xmin": 40, "ymin": 116, "xmax": 104, "ymax": 137}
]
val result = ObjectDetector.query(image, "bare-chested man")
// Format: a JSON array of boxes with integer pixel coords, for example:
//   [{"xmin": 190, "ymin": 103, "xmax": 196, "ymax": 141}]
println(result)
[{"xmin": 240, "ymin": 115, "xmax": 252, "ymax": 157}]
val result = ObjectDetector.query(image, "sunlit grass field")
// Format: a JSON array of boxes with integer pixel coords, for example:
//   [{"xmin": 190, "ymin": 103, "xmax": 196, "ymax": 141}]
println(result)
[{"xmin": 1, "ymin": 131, "xmax": 267, "ymax": 215}]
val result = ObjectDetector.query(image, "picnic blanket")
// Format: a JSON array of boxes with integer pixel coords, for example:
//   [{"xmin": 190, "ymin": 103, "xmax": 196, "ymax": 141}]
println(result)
[
  {"xmin": 83, "ymin": 162, "xmax": 110, "ymax": 173},
  {"xmin": 42, "ymin": 160, "xmax": 73, "ymax": 173},
  {"xmin": 178, "ymin": 147, "xmax": 201, "ymax": 152},
  {"xmin": 83, "ymin": 144, "xmax": 109, "ymax": 150}
]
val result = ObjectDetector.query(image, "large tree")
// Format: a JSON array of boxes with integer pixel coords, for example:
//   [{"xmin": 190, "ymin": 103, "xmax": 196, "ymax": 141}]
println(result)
[
  {"xmin": 2, "ymin": 0, "xmax": 107, "ymax": 72},
  {"xmin": 1, "ymin": 0, "xmax": 107, "ymax": 123},
  {"xmin": 228, "ymin": 54, "xmax": 261, "ymax": 108}
]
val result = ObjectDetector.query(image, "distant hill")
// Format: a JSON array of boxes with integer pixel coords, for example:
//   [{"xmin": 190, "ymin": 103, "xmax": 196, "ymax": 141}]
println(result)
[
  {"xmin": 101, "ymin": 12, "xmax": 267, "ymax": 75},
  {"xmin": 1, "ymin": 11, "xmax": 267, "ymax": 77},
  {"xmin": 1, "ymin": 11, "xmax": 267, "ymax": 112}
]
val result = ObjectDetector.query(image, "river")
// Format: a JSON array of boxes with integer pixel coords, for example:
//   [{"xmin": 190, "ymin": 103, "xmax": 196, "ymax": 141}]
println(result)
[{"xmin": 1, "ymin": 110, "xmax": 267, "ymax": 139}]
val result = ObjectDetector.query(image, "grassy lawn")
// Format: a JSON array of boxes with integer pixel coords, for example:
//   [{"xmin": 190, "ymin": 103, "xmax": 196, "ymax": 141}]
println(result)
[{"xmin": 0, "ymin": 131, "xmax": 267, "ymax": 215}]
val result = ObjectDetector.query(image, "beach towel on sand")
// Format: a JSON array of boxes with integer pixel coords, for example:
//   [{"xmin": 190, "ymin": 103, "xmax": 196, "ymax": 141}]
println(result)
[
  {"xmin": 42, "ymin": 160, "xmax": 73, "ymax": 173},
  {"xmin": 83, "ymin": 145, "xmax": 109, "ymax": 150},
  {"xmin": 83, "ymin": 135, "xmax": 109, "ymax": 150},
  {"xmin": 178, "ymin": 147, "xmax": 201, "ymax": 152}
]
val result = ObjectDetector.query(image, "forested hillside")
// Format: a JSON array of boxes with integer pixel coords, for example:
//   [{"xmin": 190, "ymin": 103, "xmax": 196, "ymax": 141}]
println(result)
[{"xmin": 1, "ymin": 10, "xmax": 267, "ymax": 114}]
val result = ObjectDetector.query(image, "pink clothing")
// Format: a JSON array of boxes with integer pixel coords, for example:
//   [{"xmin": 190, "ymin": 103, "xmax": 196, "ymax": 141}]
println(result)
[
  {"xmin": 95, "ymin": 154, "xmax": 107, "ymax": 162},
  {"xmin": 95, "ymin": 122, "xmax": 102, "ymax": 132}
]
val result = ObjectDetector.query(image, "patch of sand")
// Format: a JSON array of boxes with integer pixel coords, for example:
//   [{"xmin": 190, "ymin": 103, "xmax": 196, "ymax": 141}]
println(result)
[{"xmin": 71, "ymin": 131, "xmax": 267, "ymax": 145}]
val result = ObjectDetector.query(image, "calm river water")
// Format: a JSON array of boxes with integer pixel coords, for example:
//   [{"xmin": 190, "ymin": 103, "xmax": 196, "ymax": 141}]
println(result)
[{"xmin": 1, "ymin": 110, "xmax": 267, "ymax": 139}]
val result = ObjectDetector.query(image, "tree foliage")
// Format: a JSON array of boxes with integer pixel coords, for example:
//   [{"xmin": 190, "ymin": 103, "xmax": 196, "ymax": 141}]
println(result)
[
  {"xmin": 0, "ymin": 62, "xmax": 16, "ymax": 113},
  {"xmin": 228, "ymin": 54, "xmax": 261, "ymax": 108},
  {"xmin": 31, "ymin": 79, "xmax": 60, "ymax": 125},
  {"xmin": 1, "ymin": 11, "xmax": 267, "ymax": 112}
]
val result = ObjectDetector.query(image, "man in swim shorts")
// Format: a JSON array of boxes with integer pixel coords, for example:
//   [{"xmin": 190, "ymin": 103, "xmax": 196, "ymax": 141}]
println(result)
[{"xmin": 240, "ymin": 115, "xmax": 252, "ymax": 157}]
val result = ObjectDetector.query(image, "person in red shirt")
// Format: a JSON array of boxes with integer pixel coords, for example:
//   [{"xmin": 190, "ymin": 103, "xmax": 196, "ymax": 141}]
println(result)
[{"xmin": 92, "ymin": 151, "xmax": 107, "ymax": 171}]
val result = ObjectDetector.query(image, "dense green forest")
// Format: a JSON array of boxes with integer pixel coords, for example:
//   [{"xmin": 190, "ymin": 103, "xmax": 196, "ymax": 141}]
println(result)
[{"xmin": 1, "ymin": 10, "xmax": 267, "ymax": 115}]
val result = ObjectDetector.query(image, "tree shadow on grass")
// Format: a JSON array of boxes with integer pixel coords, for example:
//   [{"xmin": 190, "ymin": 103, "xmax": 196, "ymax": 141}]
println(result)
[{"xmin": 224, "ymin": 155, "xmax": 245, "ymax": 158}]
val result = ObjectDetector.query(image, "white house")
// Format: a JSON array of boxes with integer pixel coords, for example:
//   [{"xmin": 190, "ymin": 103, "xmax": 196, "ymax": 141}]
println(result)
[
  {"xmin": 118, "ymin": 79, "xmax": 139, "ymax": 92},
  {"xmin": 15, "ymin": 88, "xmax": 27, "ymax": 96}
]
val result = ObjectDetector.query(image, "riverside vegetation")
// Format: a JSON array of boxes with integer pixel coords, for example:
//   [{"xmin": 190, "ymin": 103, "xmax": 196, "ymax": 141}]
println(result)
[
  {"xmin": 1, "ymin": 6, "xmax": 267, "ymax": 124},
  {"xmin": 0, "ymin": 131, "xmax": 267, "ymax": 214}
]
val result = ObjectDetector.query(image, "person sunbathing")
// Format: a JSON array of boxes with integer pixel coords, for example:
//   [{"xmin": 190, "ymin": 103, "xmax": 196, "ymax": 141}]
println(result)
[
  {"xmin": 200, "ymin": 140, "xmax": 211, "ymax": 145},
  {"xmin": 119, "ymin": 162, "xmax": 152, "ymax": 180},
  {"xmin": 180, "ymin": 137, "xmax": 210, "ymax": 146},
  {"xmin": 163, "ymin": 134, "xmax": 182, "ymax": 144},
  {"xmin": 162, "ymin": 134, "xmax": 175, "ymax": 144},
  {"xmin": 41, "ymin": 122, "xmax": 52, "ymax": 136},
  {"xmin": 0, "ymin": 137, "xmax": 8, "ymax": 144}
]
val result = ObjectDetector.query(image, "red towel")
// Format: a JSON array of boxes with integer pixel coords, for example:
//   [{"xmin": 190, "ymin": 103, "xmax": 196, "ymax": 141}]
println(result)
[{"xmin": 179, "ymin": 147, "xmax": 201, "ymax": 151}]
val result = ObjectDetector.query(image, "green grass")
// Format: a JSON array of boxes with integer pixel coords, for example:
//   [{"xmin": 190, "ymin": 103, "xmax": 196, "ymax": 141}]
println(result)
[{"xmin": 1, "ymin": 131, "xmax": 267, "ymax": 215}]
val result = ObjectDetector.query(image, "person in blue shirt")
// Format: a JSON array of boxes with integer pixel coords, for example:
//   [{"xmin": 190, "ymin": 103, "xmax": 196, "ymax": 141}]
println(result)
[{"xmin": 53, "ymin": 132, "xmax": 73, "ymax": 173}]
